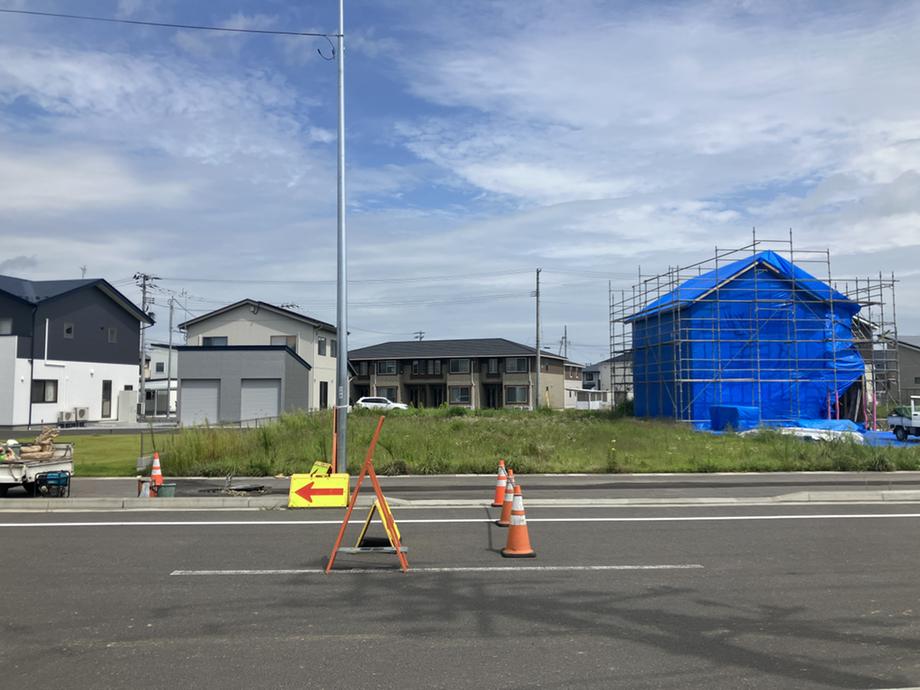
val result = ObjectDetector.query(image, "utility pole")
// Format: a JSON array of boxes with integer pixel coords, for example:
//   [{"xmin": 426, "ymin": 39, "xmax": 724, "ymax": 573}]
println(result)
[
  {"xmin": 563, "ymin": 325, "xmax": 568, "ymax": 360},
  {"xmin": 180, "ymin": 289, "xmax": 189, "ymax": 343},
  {"xmin": 166, "ymin": 296, "xmax": 174, "ymax": 417},
  {"xmin": 134, "ymin": 272, "xmax": 159, "ymax": 420},
  {"xmin": 79, "ymin": 265, "xmax": 87, "ymax": 279},
  {"xmin": 334, "ymin": 0, "xmax": 349, "ymax": 474},
  {"xmin": 534, "ymin": 267, "xmax": 541, "ymax": 410},
  {"xmin": 413, "ymin": 331, "xmax": 425, "ymax": 341}
]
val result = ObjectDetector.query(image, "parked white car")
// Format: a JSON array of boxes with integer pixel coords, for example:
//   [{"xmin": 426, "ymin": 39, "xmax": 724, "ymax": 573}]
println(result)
[{"xmin": 354, "ymin": 396, "xmax": 409, "ymax": 411}]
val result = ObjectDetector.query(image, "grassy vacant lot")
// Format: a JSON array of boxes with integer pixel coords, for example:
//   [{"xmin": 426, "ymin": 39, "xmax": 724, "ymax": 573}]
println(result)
[{"xmin": 51, "ymin": 408, "xmax": 920, "ymax": 477}]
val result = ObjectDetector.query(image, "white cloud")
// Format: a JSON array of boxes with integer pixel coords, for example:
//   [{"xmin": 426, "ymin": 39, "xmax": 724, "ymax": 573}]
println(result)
[
  {"xmin": 0, "ymin": 45, "xmax": 316, "ymax": 183},
  {"xmin": 0, "ymin": 147, "xmax": 189, "ymax": 212}
]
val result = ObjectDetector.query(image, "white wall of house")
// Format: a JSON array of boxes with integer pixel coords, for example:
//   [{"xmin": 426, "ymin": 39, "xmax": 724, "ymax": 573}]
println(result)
[
  {"xmin": 0, "ymin": 344, "xmax": 138, "ymax": 426},
  {"xmin": 0, "ymin": 336, "xmax": 17, "ymax": 425},
  {"xmin": 184, "ymin": 304, "xmax": 337, "ymax": 411},
  {"xmin": 148, "ymin": 346, "xmax": 178, "ymax": 380}
]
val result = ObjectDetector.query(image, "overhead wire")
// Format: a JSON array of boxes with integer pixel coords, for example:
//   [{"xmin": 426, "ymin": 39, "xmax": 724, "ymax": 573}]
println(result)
[
  {"xmin": 156, "ymin": 268, "xmax": 536, "ymax": 286},
  {"xmin": 0, "ymin": 8, "xmax": 339, "ymax": 38}
]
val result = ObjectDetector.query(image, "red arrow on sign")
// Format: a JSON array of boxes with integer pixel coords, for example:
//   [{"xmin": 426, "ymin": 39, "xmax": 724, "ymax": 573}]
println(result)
[{"xmin": 295, "ymin": 481, "xmax": 345, "ymax": 503}]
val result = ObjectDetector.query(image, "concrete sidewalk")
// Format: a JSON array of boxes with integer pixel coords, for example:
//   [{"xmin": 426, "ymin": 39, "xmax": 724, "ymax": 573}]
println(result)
[{"xmin": 2, "ymin": 472, "xmax": 920, "ymax": 511}]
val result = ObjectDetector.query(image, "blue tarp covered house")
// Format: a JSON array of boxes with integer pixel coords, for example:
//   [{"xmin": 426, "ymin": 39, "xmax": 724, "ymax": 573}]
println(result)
[{"xmin": 626, "ymin": 251, "xmax": 865, "ymax": 427}]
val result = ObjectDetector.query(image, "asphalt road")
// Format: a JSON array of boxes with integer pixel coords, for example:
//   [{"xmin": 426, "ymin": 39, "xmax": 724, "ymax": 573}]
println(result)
[
  {"xmin": 1, "ymin": 502, "xmax": 919, "ymax": 689},
  {"xmin": 6, "ymin": 470, "xmax": 916, "ymax": 501}
]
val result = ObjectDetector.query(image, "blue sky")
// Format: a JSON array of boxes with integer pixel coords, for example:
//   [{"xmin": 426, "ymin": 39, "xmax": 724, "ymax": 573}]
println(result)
[{"xmin": 2, "ymin": 0, "xmax": 920, "ymax": 363}]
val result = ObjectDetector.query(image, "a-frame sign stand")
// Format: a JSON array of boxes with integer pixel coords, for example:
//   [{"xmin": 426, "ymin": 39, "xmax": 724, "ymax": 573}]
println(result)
[{"xmin": 325, "ymin": 416, "xmax": 409, "ymax": 573}]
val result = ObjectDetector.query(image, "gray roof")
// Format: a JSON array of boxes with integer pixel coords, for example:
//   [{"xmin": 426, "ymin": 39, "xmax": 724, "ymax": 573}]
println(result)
[
  {"xmin": 176, "ymin": 344, "xmax": 312, "ymax": 370},
  {"xmin": 900, "ymin": 336, "xmax": 920, "ymax": 350},
  {"xmin": 583, "ymin": 352, "xmax": 632, "ymax": 372},
  {"xmin": 0, "ymin": 276, "xmax": 95, "ymax": 303},
  {"xmin": 0, "ymin": 274, "xmax": 151, "ymax": 324},
  {"xmin": 178, "ymin": 299, "xmax": 335, "ymax": 332},
  {"xmin": 349, "ymin": 338, "xmax": 565, "ymax": 361}
]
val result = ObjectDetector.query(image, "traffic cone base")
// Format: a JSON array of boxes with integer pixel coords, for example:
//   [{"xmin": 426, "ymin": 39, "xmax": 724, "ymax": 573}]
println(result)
[
  {"xmin": 501, "ymin": 547, "xmax": 537, "ymax": 558},
  {"xmin": 495, "ymin": 470, "xmax": 514, "ymax": 526},
  {"xmin": 501, "ymin": 485, "xmax": 535, "ymax": 557},
  {"xmin": 491, "ymin": 459, "xmax": 507, "ymax": 507}
]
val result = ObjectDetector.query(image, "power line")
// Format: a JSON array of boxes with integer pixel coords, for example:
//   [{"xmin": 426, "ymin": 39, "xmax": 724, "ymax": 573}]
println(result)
[
  {"xmin": 157, "ymin": 269, "xmax": 535, "ymax": 286},
  {"xmin": 0, "ymin": 8, "xmax": 339, "ymax": 38}
]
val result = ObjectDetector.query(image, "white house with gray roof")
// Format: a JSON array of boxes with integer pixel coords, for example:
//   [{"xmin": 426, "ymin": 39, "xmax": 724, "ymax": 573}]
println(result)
[{"xmin": 0, "ymin": 275, "xmax": 151, "ymax": 427}]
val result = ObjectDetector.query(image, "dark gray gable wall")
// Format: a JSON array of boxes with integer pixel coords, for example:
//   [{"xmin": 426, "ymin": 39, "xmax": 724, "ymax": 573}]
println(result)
[
  {"xmin": 0, "ymin": 291, "xmax": 35, "ymax": 358},
  {"xmin": 33, "ymin": 287, "xmax": 140, "ymax": 365}
]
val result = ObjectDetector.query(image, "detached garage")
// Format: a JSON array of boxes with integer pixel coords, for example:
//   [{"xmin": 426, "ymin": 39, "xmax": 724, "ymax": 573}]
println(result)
[{"xmin": 176, "ymin": 345, "xmax": 310, "ymax": 426}]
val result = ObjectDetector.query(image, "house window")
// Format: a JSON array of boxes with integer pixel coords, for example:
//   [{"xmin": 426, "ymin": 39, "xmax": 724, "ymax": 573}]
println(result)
[
  {"xmin": 376, "ymin": 360, "xmax": 397, "ymax": 375},
  {"xmin": 358, "ymin": 361, "xmax": 368, "ymax": 376},
  {"xmin": 487, "ymin": 358, "xmax": 499, "ymax": 374},
  {"xmin": 31, "ymin": 379, "xmax": 58, "ymax": 403},
  {"xmin": 376, "ymin": 386, "xmax": 398, "ymax": 401},
  {"xmin": 202, "ymin": 336, "xmax": 227, "ymax": 346},
  {"xmin": 331, "ymin": 339, "xmax": 337, "ymax": 358},
  {"xmin": 270, "ymin": 335, "xmax": 297, "ymax": 352},
  {"xmin": 505, "ymin": 385, "xmax": 529, "ymax": 404},
  {"xmin": 107, "ymin": 327, "xmax": 118, "ymax": 344},
  {"xmin": 318, "ymin": 336, "xmax": 326, "ymax": 356},
  {"xmin": 915, "ymin": 377, "xmax": 920, "ymax": 385},
  {"xmin": 412, "ymin": 360, "xmax": 420, "ymax": 375},
  {"xmin": 63, "ymin": 323, "xmax": 74, "ymax": 339},
  {"xmin": 155, "ymin": 362, "xmax": 165, "ymax": 373},
  {"xmin": 506, "ymin": 357, "xmax": 529, "ymax": 373},
  {"xmin": 0, "ymin": 317, "xmax": 11, "ymax": 335},
  {"xmin": 449, "ymin": 358, "xmax": 470, "ymax": 374},
  {"xmin": 449, "ymin": 386, "xmax": 471, "ymax": 405}
]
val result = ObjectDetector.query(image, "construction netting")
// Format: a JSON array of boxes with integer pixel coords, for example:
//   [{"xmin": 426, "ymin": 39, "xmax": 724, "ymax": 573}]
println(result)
[{"xmin": 626, "ymin": 251, "xmax": 865, "ymax": 427}]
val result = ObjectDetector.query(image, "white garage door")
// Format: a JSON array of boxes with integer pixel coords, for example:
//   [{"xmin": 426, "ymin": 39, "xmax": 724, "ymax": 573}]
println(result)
[
  {"xmin": 241, "ymin": 379, "xmax": 281, "ymax": 422},
  {"xmin": 181, "ymin": 379, "xmax": 220, "ymax": 426}
]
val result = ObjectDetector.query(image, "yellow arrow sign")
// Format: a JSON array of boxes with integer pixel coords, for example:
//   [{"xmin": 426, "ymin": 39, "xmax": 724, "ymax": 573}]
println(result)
[{"xmin": 288, "ymin": 473, "xmax": 349, "ymax": 508}]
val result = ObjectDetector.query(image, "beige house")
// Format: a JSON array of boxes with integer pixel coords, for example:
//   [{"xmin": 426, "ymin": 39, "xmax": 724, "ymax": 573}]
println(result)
[
  {"xmin": 898, "ymin": 337, "xmax": 920, "ymax": 402},
  {"xmin": 178, "ymin": 300, "xmax": 337, "ymax": 411},
  {"xmin": 349, "ymin": 338, "xmax": 581, "ymax": 410}
]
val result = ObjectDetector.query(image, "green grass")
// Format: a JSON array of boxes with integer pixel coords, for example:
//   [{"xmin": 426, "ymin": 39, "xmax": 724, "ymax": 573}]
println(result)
[
  {"xmin": 46, "ymin": 434, "xmax": 145, "ymax": 476},
  {"xmin": 51, "ymin": 408, "xmax": 920, "ymax": 477}
]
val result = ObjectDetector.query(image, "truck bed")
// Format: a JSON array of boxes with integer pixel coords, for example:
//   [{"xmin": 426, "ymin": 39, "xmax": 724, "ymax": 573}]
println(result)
[{"xmin": 0, "ymin": 444, "xmax": 74, "ymax": 486}]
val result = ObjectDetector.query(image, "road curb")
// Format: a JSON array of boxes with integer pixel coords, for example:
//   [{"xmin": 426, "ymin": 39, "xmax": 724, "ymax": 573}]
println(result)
[{"xmin": 2, "ymin": 490, "xmax": 920, "ymax": 512}]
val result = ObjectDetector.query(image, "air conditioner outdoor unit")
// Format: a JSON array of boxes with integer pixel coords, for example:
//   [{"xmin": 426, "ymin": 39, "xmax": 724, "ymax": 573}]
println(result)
[
  {"xmin": 58, "ymin": 410, "xmax": 75, "ymax": 424},
  {"xmin": 74, "ymin": 407, "xmax": 89, "ymax": 423}
]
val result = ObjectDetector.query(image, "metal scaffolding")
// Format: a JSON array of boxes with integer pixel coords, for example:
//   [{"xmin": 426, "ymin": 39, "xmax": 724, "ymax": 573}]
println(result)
[{"xmin": 608, "ymin": 232, "xmax": 899, "ymax": 428}]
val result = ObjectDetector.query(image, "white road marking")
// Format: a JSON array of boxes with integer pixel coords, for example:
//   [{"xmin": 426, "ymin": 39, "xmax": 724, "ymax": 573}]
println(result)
[
  {"xmin": 170, "ymin": 564, "xmax": 705, "ymax": 576},
  {"xmin": 2, "ymin": 512, "xmax": 920, "ymax": 528}
]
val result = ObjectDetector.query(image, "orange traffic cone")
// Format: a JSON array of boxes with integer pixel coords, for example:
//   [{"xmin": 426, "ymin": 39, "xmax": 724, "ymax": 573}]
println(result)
[
  {"xmin": 491, "ymin": 459, "xmax": 508, "ymax": 507},
  {"xmin": 150, "ymin": 452, "xmax": 164, "ymax": 495},
  {"xmin": 501, "ymin": 483, "xmax": 535, "ymax": 558},
  {"xmin": 495, "ymin": 470, "xmax": 514, "ymax": 526}
]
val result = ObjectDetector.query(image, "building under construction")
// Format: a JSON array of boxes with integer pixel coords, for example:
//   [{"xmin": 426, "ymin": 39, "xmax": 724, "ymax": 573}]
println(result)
[{"xmin": 609, "ymin": 234, "xmax": 898, "ymax": 429}]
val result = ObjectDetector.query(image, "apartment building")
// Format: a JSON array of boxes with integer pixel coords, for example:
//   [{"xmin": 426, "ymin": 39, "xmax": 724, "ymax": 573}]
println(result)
[{"xmin": 349, "ymin": 338, "xmax": 578, "ymax": 410}]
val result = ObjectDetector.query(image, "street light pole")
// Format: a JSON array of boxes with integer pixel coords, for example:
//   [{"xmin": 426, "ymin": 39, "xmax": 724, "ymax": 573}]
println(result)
[{"xmin": 334, "ymin": 0, "xmax": 348, "ymax": 474}]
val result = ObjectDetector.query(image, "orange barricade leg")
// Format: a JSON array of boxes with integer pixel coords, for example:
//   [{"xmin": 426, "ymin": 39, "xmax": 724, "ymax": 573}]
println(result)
[{"xmin": 325, "ymin": 416, "xmax": 409, "ymax": 574}]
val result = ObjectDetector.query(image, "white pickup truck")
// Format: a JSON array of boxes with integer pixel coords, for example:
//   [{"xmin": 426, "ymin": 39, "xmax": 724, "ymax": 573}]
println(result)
[
  {"xmin": 886, "ymin": 396, "xmax": 920, "ymax": 442},
  {"xmin": 0, "ymin": 443, "xmax": 74, "ymax": 497}
]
